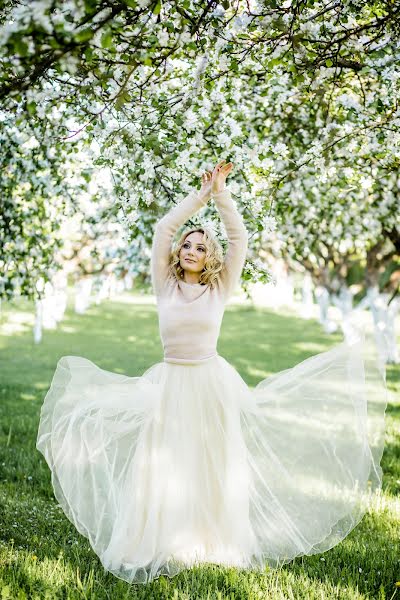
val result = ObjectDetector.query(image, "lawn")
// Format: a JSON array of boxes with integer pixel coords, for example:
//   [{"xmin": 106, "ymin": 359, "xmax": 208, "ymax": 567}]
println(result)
[{"xmin": 0, "ymin": 289, "xmax": 399, "ymax": 600}]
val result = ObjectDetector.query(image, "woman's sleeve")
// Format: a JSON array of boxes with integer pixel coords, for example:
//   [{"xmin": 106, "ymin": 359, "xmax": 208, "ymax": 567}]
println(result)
[
  {"xmin": 151, "ymin": 188, "xmax": 210, "ymax": 296},
  {"xmin": 213, "ymin": 188, "xmax": 248, "ymax": 300}
]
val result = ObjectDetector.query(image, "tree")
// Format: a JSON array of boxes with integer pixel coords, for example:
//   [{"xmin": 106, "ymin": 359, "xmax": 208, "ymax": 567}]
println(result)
[{"xmin": 1, "ymin": 0, "xmax": 399, "ymax": 305}]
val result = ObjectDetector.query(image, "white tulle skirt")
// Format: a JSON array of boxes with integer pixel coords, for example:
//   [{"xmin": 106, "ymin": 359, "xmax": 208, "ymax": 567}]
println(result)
[{"xmin": 36, "ymin": 330, "xmax": 387, "ymax": 585}]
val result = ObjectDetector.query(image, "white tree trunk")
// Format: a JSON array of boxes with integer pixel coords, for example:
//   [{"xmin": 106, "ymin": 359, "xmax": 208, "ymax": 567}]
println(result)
[
  {"xmin": 386, "ymin": 297, "xmax": 400, "ymax": 363},
  {"xmin": 108, "ymin": 274, "xmax": 118, "ymax": 298},
  {"xmin": 300, "ymin": 272, "xmax": 314, "ymax": 319},
  {"xmin": 365, "ymin": 287, "xmax": 400, "ymax": 364},
  {"xmin": 53, "ymin": 289, "xmax": 68, "ymax": 322},
  {"xmin": 53, "ymin": 270, "xmax": 68, "ymax": 322},
  {"xmin": 315, "ymin": 285, "xmax": 338, "ymax": 333},
  {"xmin": 331, "ymin": 285, "xmax": 354, "ymax": 340},
  {"xmin": 94, "ymin": 275, "xmax": 109, "ymax": 305},
  {"xmin": 74, "ymin": 277, "xmax": 93, "ymax": 314},
  {"xmin": 34, "ymin": 299, "xmax": 43, "ymax": 344},
  {"xmin": 124, "ymin": 273, "xmax": 134, "ymax": 290},
  {"xmin": 41, "ymin": 282, "xmax": 58, "ymax": 329},
  {"xmin": 116, "ymin": 278, "xmax": 125, "ymax": 295}
]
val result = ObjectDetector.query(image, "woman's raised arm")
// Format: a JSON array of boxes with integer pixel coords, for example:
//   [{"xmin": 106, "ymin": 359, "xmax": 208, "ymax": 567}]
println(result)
[
  {"xmin": 213, "ymin": 187, "xmax": 248, "ymax": 300},
  {"xmin": 151, "ymin": 188, "xmax": 210, "ymax": 296}
]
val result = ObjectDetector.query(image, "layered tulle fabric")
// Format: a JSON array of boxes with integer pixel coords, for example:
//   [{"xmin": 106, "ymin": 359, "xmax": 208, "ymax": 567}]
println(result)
[{"xmin": 36, "ymin": 330, "xmax": 387, "ymax": 584}]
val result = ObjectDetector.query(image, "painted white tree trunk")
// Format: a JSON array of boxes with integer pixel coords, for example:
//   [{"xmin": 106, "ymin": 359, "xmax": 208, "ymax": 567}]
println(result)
[
  {"xmin": 315, "ymin": 285, "xmax": 338, "ymax": 333},
  {"xmin": 34, "ymin": 299, "xmax": 43, "ymax": 344},
  {"xmin": 34, "ymin": 278, "xmax": 68, "ymax": 339},
  {"xmin": 108, "ymin": 274, "xmax": 118, "ymax": 298},
  {"xmin": 331, "ymin": 285, "xmax": 354, "ymax": 340},
  {"xmin": 41, "ymin": 282, "xmax": 58, "ymax": 329},
  {"xmin": 74, "ymin": 278, "xmax": 93, "ymax": 314},
  {"xmin": 300, "ymin": 272, "xmax": 314, "ymax": 319},
  {"xmin": 271, "ymin": 261, "xmax": 294, "ymax": 308},
  {"xmin": 53, "ymin": 289, "xmax": 68, "ymax": 322},
  {"xmin": 52, "ymin": 271, "xmax": 68, "ymax": 322},
  {"xmin": 124, "ymin": 273, "xmax": 134, "ymax": 290},
  {"xmin": 280, "ymin": 271, "xmax": 294, "ymax": 307},
  {"xmin": 94, "ymin": 275, "xmax": 108, "ymax": 305},
  {"xmin": 116, "ymin": 278, "xmax": 125, "ymax": 294},
  {"xmin": 363, "ymin": 287, "xmax": 400, "ymax": 364},
  {"xmin": 386, "ymin": 296, "xmax": 400, "ymax": 363}
]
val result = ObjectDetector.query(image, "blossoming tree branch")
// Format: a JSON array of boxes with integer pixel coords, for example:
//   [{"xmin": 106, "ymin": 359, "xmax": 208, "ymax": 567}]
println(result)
[{"xmin": 1, "ymin": 0, "xmax": 399, "ymax": 356}]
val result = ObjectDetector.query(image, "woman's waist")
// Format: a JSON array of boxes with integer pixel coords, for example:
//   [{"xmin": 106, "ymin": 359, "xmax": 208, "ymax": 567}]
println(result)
[{"xmin": 163, "ymin": 352, "xmax": 219, "ymax": 365}]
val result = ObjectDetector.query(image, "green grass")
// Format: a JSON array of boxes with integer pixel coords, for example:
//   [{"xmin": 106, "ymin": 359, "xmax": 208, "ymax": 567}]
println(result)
[{"xmin": 0, "ymin": 290, "xmax": 399, "ymax": 600}]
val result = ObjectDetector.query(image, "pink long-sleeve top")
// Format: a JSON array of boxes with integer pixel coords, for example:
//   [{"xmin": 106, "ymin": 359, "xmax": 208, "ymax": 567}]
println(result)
[{"xmin": 151, "ymin": 187, "xmax": 248, "ymax": 364}]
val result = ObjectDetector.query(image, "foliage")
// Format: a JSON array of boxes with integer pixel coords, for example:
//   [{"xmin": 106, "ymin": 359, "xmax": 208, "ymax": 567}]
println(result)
[{"xmin": 1, "ymin": 0, "xmax": 399, "ymax": 299}]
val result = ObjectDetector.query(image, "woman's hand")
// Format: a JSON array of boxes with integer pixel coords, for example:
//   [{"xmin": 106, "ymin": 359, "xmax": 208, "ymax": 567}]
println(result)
[
  {"xmin": 199, "ymin": 170, "xmax": 212, "ymax": 197},
  {"xmin": 211, "ymin": 159, "xmax": 234, "ymax": 194}
]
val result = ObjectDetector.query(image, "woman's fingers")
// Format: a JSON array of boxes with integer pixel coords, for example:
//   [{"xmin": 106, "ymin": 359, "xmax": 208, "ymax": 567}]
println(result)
[
  {"xmin": 216, "ymin": 162, "xmax": 233, "ymax": 177},
  {"xmin": 201, "ymin": 170, "xmax": 213, "ymax": 188},
  {"xmin": 206, "ymin": 160, "xmax": 233, "ymax": 185},
  {"xmin": 212, "ymin": 160, "xmax": 226, "ymax": 173},
  {"xmin": 214, "ymin": 160, "xmax": 233, "ymax": 174}
]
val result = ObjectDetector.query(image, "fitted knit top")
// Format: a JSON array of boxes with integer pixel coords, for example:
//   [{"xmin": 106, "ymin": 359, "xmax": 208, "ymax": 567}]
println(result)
[{"xmin": 151, "ymin": 187, "xmax": 248, "ymax": 364}]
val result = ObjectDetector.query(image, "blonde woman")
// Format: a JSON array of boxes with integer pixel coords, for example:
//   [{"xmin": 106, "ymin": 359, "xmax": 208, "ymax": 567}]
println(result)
[{"xmin": 37, "ymin": 159, "xmax": 387, "ymax": 585}]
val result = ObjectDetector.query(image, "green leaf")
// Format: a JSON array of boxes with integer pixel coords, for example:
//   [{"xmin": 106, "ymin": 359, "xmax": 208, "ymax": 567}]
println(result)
[
  {"xmin": 267, "ymin": 58, "xmax": 280, "ymax": 69},
  {"xmin": 101, "ymin": 31, "xmax": 113, "ymax": 48},
  {"xmin": 85, "ymin": 47, "xmax": 94, "ymax": 62},
  {"xmin": 84, "ymin": 0, "xmax": 98, "ymax": 10},
  {"xmin": 325, "ymin": 58, "xmax": 333, "ymax": 67},
  {"xmin": 15, "ymin": 38, "xmax": 29, "ymax": 56},
  {"xmin": 27, "ymin": 101, "xmax": 36, "ymax": 115},
  {"xmin": 75, "ymin": 28, "xmax": 94, "ymax": 42},
  {"xmin": 114, "ymin": 91, "xmax": 131, "ymax": 110},
  {"xmin": 48, "ymin": 37, "xmax": 62, "ymax": 49},
  {"xmin": 153, "ymin": 1, "xmax": 162, "ymax": 15}
]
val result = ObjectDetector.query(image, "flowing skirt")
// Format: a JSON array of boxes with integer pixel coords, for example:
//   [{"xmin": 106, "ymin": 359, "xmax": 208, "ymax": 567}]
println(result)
[{"xmin": 36, "ymin": 329, "xmax": 387, "ymax": 584}]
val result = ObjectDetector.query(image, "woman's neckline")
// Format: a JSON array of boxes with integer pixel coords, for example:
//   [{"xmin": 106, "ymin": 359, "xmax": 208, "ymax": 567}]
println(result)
[{"xmin": 179, "ymin": 279, "xmax": 204, "ymax": 286}]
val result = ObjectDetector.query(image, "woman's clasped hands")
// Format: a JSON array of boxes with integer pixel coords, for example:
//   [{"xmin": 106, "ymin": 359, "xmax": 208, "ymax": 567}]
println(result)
[{"xmin": 200, "ymin": 159, "xmax": 234, "ymax": 198}]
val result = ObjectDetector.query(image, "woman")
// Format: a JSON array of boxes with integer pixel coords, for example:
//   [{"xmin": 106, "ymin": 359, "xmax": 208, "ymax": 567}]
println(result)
[{"xmin": 36, "ymin": 159, "xmax": 387, "ymax": 585}]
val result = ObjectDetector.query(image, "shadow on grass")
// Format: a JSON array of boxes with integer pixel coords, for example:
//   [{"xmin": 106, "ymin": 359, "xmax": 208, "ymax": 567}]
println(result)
[{"xmin": 1, "ymin": 484, "xmax": 399, "ymax": 599}]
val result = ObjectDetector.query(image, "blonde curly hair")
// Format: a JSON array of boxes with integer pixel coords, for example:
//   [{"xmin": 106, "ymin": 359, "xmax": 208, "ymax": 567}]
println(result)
[{"xmin": 168, "ymin": 226, "xmax": 224, "ymax": 288}]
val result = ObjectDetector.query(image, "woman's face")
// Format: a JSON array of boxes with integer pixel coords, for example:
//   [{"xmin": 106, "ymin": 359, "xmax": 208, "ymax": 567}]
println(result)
[{"xmin": 179, "ymin": 231, "xmax": 207, "ymax": 275}]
